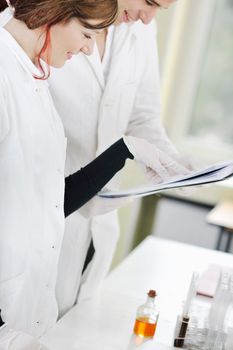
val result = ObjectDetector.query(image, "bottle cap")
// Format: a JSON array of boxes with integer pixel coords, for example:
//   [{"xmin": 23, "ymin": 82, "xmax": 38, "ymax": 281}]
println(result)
[{"xmin": 148, "ymin": 290, "xmax": 157, "ymax": 298}]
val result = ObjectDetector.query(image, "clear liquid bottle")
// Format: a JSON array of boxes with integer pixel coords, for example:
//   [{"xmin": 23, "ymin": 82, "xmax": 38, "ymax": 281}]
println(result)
[{"xmin": 133, "ymin": 290, "xmax": 159, "ymax": 338}]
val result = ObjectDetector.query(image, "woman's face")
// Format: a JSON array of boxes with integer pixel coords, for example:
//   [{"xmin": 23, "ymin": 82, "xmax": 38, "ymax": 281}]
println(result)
[
  {"xmin": 42, "ymin": 19, "xmax": 102, "ymax": 68},
  {"xmin": 117, "ymin": 0, "xmax": 176, "ymax": 24}
]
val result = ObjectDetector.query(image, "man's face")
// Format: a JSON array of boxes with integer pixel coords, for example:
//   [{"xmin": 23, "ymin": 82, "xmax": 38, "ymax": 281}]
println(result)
[{"xmin": 117, "ymin": 0, "xmax": 176, "ymax": 25}]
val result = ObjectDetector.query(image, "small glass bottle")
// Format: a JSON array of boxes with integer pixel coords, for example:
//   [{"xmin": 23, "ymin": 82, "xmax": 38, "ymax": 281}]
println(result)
[{"xmin": 133, "ymin": 290, "xmax": 159, "ymax": 338}]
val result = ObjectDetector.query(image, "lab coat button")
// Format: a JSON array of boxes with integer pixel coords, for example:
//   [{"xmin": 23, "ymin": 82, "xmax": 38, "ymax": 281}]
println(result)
[
  {"xmin": 35, "ymin": 86, "xmax": 41, "ymax": 92},
  {"xmin": 104, "ymin": 98, "xmax": 114, "ymax": 107},
  {"xmin": 104, "ymin": 102, "xmax": 112, "ymax": 107}
]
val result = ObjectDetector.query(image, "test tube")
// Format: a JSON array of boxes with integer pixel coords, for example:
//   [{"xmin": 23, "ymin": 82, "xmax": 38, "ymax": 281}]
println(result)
[{"xmin": 174, "ymin": 315, "xmax": 190, "ymax": 348}]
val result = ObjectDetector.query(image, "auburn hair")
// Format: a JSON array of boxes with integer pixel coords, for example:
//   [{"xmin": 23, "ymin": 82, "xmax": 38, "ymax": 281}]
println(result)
[
  {"xmin": 0, "ymin": 0, "xmax": 118, "ymax": 29},
  {"xmin": 0, "ymin": 0, "xmax": 118, "ymax": 78}
]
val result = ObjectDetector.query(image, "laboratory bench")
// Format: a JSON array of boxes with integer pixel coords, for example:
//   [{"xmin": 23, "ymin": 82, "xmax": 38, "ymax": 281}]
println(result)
[{"xmin": 42, "ymin": 236, "xmax": 233, "ymax": 350}]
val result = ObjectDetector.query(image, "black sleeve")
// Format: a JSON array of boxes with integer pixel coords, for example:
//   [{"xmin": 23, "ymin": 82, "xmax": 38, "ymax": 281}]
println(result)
[
  {"xmin": 0, "ymin": 310, "xmax": 4, "ymax": 327},
  {"xmin": 64, "ymin": 138, "xmax": 133, "ymax": 217}
]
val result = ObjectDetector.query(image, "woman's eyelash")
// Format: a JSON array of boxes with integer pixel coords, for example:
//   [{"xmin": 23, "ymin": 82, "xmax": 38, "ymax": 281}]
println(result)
[
  {"xmin": 84, "ymin": 34, "xmax": 92, "ymax": 39},
  {"xmin": 146, "ymin": 0, "xmax": 161, "ymax": 6}
]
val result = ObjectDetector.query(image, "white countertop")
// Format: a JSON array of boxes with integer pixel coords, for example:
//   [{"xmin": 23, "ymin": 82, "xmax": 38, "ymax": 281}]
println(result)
[{"xmin": 42, "ymin": 236, "xmax": 233, "ymax": 350}]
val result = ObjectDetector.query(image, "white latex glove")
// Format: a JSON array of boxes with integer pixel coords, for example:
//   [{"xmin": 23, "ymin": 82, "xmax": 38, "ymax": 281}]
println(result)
[
  {"xmin": 175, "ymin": 154, "xmax": 205, "ymax": 172},
  {"xmin": 173, "ymin": 155, "xmax": 207, "ymax": 195},
  {"xmin": 124, "ymin": 136, "xmax": 190, "ymax": 183},
  {"xmin": 144, "ymin": 155, "xmax": 203, "ymax": 185},
  {"xmin": 78, "ymin": 194, "xmax": 133, "ymax": 218},
  {"xmin": 146, "ymin": 155, "xmax": 205, "ymax": 195},
  {"xmin": 144, "ymin": 160, "xmax": 195, "ymax": 195},
  {"xmin": 0, "ymin": 327, "xmax": 50, "ymax": 350}
]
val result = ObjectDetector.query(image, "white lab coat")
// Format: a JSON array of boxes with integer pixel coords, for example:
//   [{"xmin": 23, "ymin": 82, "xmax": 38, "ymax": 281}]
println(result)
[
  {"xmin": 49, "ymin": 20, "xmax": 178, "ymax": 316},
  {"xmin": 0, "ymin": 24, "xmax": 67, "ymax": 342}
]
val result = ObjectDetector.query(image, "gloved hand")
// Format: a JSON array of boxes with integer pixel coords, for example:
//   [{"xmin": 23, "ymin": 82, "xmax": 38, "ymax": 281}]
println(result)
[
  {"xmin": 0, "ymin": 328, "xmax": 51, "ymax": 350},
  {"xmin": 144, "ymin": 154, "xmax": 204, "ymax": 185},
  {"xmin": 78, "ymin": 194, "xmax": 133, "ymax": 218},
  {"xmin": 175, "ymin": 154, "xmax": 205, "ymax": 172},
  {"xmin": 123, "ymin": 136, "xmax": 191, "ymax": 183},
  {"xmin": 146, "ymin": 154, "xmax": 204, "ymax": 195},
  {"xmin": 174, "ymin": 155, "xmax": 207, "ymax": 195}
]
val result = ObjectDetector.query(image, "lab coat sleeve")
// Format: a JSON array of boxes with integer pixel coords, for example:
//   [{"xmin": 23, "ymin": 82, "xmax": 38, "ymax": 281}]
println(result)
[
  {"xmin": 0, "ymin": 75, "xmax": 51, "ymax": 350},
  {"xmin": 0, "ymin": 73, "xmax": 10, "ymax": 143},
  {"xmin": 0, "ymin": 326, "xmax": 51, "ymax": 350},
  {"xmin": 126, "ymin": 21, "xmax": 178, "ymax": 158},
  {"xmin": 0, "ymin": 72, "xmax": 23, "ymax": 315}
]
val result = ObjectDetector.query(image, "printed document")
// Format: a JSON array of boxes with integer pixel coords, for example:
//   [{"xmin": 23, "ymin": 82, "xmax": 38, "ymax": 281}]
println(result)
[{"xmin": 99, "ymin": 160, "xmax": 233, "ymax": 199}]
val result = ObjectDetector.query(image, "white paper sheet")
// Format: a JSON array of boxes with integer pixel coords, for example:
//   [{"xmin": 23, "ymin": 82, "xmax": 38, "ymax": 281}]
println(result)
[{"xmin": 98, "ymin": 160, "xmax": 233, "ymax": 199}]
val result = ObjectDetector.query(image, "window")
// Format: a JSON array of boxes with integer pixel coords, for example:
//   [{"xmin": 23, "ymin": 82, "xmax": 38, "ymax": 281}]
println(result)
[
  {"xmin": 189, "ymin": 0, "xmax": 233, "ymax": 147},
  {"xmin": 158, "ymin": 0, "xmax": 233, "ymax": 203}
]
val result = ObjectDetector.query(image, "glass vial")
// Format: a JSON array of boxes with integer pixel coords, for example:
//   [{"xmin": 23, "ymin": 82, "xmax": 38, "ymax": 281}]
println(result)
[
  {"xmin": 174, "ymin": 315, "xmax": 190, "ymax": 347},
  {"xmin": 133, "ymin": 290, "xmax": 159, "ymax": 338}
]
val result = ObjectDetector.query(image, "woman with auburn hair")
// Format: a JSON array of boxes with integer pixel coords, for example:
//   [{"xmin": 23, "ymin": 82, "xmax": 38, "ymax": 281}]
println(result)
[
  {"xmin": 0, "ymin": 0, "xmax": 186, "ymax": 348},
  {"xmin": 0, "ymin": 0, "xmax": 121, "ymax": 349}
]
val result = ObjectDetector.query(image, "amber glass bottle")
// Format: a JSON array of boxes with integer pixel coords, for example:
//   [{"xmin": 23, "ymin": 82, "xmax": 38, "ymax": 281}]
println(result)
[{"xmin": 133, "ymin": 290, "xmax": 159, "ymax": 338}]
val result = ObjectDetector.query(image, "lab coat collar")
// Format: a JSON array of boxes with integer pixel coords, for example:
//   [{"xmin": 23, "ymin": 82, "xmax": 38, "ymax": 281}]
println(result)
[
  {"xmin": 0, "ymin": 27, "xmax": 46, "ymax": 81},
  {"xmin": 111, "ymin": 22, "xmax": 136, "ymax": 57},
  {"xmin": 84, "ymin": 23, "xmax": 137, "ymax": 91},
  {"xmin": 104, "ymin": 23, "xmax": 137, "ymax": 91},
  {"xmin": 0, "ymin": 7, "xmax": 13, "ymax": 27},
  {"xmin": 85, "ymin": 44, "xmax": 105, "ymax": 90}
]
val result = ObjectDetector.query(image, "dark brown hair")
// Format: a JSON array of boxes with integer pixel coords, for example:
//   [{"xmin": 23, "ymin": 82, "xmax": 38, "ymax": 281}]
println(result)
[
  {"xmin": 0, "ymin": 0, "xmax": 118, "ymax": 30},
  {"xmin": 0, "ymin": 0, "xmax": 118, "ymax": 78}
]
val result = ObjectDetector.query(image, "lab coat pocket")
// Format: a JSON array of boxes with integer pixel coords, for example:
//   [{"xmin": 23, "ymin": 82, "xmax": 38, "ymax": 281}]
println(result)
[
  {"xmin": 118, "ymin": 82, "xmax": 137, "ymax": 132},
  {"xmin": 0, "ymin": 272, "xmax": 25, "ymax": 312}
]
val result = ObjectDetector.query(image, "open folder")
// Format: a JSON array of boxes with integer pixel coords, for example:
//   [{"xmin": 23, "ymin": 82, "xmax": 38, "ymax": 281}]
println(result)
[{"xmin": 99, "ymin": 160, "xmax": 233, "ymax": 199}]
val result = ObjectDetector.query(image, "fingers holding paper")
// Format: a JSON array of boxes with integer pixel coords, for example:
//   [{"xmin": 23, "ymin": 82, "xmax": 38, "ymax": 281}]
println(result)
[{"xmin": 123, "ymin": 136, "xmax": 191, "ymax": 183}]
